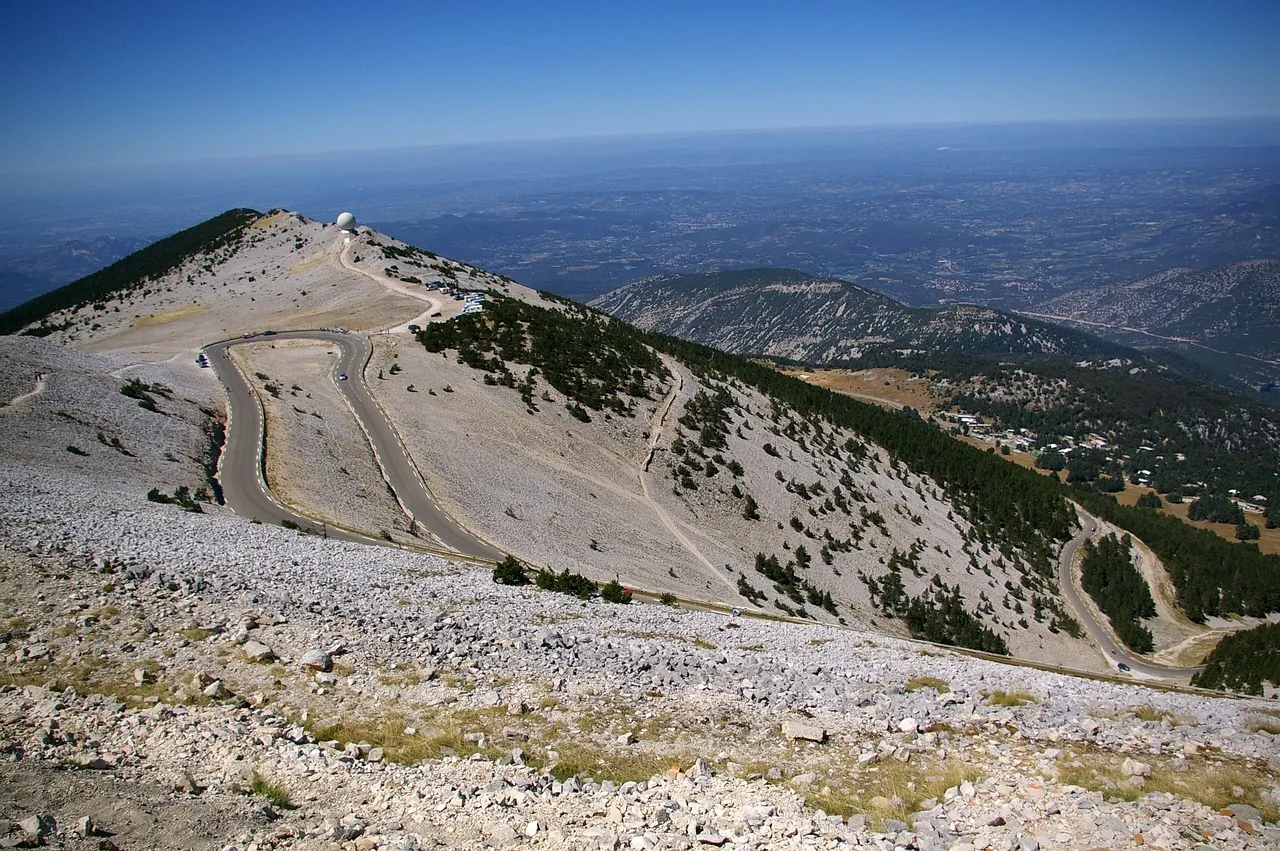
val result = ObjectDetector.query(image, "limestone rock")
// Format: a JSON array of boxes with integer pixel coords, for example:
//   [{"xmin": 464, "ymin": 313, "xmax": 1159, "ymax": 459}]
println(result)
[
  {"xmin": 299, "ymin": 649, "xmax": 332, "ymax": 672},
  {"xmin": 781, "ymin": 719, "xmax": 826, "ymax": 742},
  {"xmin": 241, "ymin": 640, "xmax": 275, "ymax": 663}
]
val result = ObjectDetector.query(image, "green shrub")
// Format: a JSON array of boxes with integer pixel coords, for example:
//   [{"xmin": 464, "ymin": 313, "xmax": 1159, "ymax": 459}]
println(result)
[
  {"xmin": 492, "ymin": 555, "xmax": 530, "ymax": 586},
  {"xmin": 1136, "ymin": 492, "xmax": 1163, "ymax": 509},
  {"xmin": 534, "ymin": 567, "xmax": 597, "ymax": 599},
  {"xmin": 249, "ymin": 774, "xmax": 295, "ymax": 810},
  {"xmin": 601, "ymin": 579, "xmax": 632, "ymax": 604}
]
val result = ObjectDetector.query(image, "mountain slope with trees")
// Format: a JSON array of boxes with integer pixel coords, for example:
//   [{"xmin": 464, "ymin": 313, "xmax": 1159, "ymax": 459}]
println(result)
[
  {"xmin": 591, "ymin": 268, "xmax": 1136, "ymax": 363},
  {"xmin": 408, "ymin": 291, "xmax": 1088, "ymax": 659},
  {"xmin": 1031, "ymin": 259, "xmax": 1280, "ymax": 363}
]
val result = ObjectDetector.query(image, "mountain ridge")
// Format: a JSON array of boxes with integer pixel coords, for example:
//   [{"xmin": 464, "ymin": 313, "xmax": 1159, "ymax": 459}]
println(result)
[
  {"xmin": 4, "ymin": 208, "xmax": 1280, "ymax": 844},
  {"xmin": 6, "ymin": 209, "xmax": 1276, "ymax": 677},
  {"xmin": 1022, "ymin": 259, "xmax": 1280, "ymax": 393},
  {"xmin": 592, "ymin": 268, "xmax": 1138, "ymax": 363}
]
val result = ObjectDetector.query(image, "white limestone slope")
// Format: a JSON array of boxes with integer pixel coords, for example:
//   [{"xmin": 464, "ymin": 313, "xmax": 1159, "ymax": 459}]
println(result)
[{"xmin": 9, "ymin": 211, "xmax": 1092, "ymax": 669}]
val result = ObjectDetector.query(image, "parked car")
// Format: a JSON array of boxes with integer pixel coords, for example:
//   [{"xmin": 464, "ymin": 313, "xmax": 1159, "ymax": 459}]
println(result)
[
  {"xmin": 430, "ymin": 312, "xmax": 442, "ymax": 318},
  {"xmin": 407, "ymin": 324, "xmax": 420, "ymax": 333}
]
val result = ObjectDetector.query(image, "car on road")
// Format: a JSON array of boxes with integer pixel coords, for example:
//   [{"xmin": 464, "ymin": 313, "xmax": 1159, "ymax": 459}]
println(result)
[
  {"xmin": 337, "ymin": 372, "xmax": 347, "ymax": 381},
  {"xmin": 1117, "ymin": 663, "xmax": 1131, "ymax": 672},
  {"xmin": 261, "ymin": 330, "xmax": 277, "ymax": 336}
]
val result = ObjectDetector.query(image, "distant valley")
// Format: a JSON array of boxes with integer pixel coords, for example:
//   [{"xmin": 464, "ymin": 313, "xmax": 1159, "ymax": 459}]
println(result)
[
  {"xmin": 0, "ymin": 234, "xmax": 152, "ymax": 312},
  {"xmin": 593, "ymin": 266, "xmax": 1280, "ymax": 521}
]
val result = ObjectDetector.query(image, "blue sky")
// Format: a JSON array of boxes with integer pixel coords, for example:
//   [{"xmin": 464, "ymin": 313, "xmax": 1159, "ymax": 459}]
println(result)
[{"xmin": 3, "ymin": 0, "xmax": 1278, "ymax": 174}]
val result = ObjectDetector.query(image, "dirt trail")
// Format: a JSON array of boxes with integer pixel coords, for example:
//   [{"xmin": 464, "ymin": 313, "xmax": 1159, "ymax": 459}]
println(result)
[
  {"xmin": 108, "ymin": 351, "xmax": 191, "ymax": 379},
  {"xmin": 643, "ymin": 355, "xmax": 683, "ymax": 471},
  {"xmin": 635, "ymin": 355, "xmax": 740, "ymax": 601},
  {"xmin": 1, "ymin": 373, "xmax": 45, "ymax": 410}
]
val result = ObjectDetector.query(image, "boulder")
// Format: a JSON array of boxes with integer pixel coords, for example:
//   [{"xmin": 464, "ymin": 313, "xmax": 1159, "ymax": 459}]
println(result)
[
  {"xmin": 1121, "ymin": 757, "xmax": 1152, "ymax": 777},
  {"xmin": 299, "ymin": 649, "xmax": 332, "ymax": 672},
  {"xmin": 202, "ymin": 680, "xmax": 230, "ymax": 700},
  {"xmin": 17, "ymin": 814, "xmax": 56, "ymax": 845},
  {"xmin": 241, "ymin": 640, "xmax": 275, "ymax": 663},
  {"xmin": 781, "ymin": 719, "xmax": 826, "ymax": 743}
]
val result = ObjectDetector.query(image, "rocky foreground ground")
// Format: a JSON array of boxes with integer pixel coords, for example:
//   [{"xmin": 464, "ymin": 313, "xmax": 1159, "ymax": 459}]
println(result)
[{"xmin": 2, "ymin": 462, "xmax": 1280, "ymax": 851}]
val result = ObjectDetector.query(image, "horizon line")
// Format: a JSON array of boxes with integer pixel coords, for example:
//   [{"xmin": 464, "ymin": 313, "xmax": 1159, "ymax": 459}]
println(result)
[{"xmin": 5, "ymin": 115, "xmax": 1280, "ymax": 184}]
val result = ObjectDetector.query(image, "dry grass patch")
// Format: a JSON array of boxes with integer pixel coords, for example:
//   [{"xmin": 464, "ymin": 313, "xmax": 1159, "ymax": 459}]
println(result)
[
  {"xmin": 0, "ymin": 662, "xmax": 210, "ymax": 707},
  {"xmin": 547, "ymin": 744, "xmax": 701, "ymax": 784},
  {"xmin": 1057, "ymin": 751, "xmax": 1277, "ymax": 821},
  {"xmin": 306, "ymin": 707, "xmax": 515, "ymax": 764},
  {"xmin": 905, "ymin": 676, "xmax": 950, "ymax": 694},
  {"xmin": 1244, "ymin": 715, "xmax": 1280, "ymax": 736},
  {"xmin": 985, "ymin": 690, "xmax": 1037, "ymax": 707},
  {"xmin": 377, "ymin": 667, "xmax": 428, "ymax": 687},
  {"xmin": 802, "ymin": 757, "xmax": 981, "ymax": 828},
  {"xmin": 1133, "ymin": 705, "xmax": 1173, "ymax": 723},
  {"xmin": 1128, "ymin": 705, "xmax": 1194, "ymax": 726}
]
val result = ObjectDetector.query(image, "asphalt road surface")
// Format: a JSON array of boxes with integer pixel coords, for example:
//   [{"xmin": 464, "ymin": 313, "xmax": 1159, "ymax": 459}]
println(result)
[
  {"xmin": 1056, "ymin": 508, "xmax": 1202, "ymax": 681},
  {"xmin": 205, "ymin": 331, "xmax": 504, "ymax": 561}
]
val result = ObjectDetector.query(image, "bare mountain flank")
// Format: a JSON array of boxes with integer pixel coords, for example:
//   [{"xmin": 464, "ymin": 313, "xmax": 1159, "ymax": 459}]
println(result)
[
  {"xmin": 591, "ymin": 269, "xmax": 1132, "ymax": 363},
  {"xmin": 1029, "ymin": 259, "xmax": 1280, "ymax": 363}
]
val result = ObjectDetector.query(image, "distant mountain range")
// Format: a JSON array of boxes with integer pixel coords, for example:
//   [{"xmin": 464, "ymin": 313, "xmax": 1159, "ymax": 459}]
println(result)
[
  {"xmin": 0, "ymin": 235, "xmax": 153, "ymax": 312},
  {"xmin": 591, "ymin": 268, "xmax": 1134, "ymax": 362},
  {"xmin": 1022, "ymin": 260, "xmax": 1280, "ymax": 390}
]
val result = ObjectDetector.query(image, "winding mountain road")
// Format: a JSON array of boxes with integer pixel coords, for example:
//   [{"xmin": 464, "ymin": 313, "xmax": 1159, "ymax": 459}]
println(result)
[
  {"xmin": 206, "ymin": 330, "xmax": 503, "ymax": 561},
  {"xmin": 1056, "ymin": 507, "xmax": 1202, "ymax": 681}
]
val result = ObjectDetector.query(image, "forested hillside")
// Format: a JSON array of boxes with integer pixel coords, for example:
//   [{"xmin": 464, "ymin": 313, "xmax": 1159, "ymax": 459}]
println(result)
[
  {"xmin": 1072, "ymin": 489, "xmax": 1280, "ymax": 621},
  {"xmin": 931, "ymin": 354, "xmax": 1280, "ymax": 502},
  {"xmin": 1079, "ymin": 533, "xmax": 1156, "ymax": 652},
  {"xmin": 1192, "ymin": 621, "xmax": 1280, "ymax": 695},
  {"xmin": 642, "ymin": 329, "xmax": 1079, "ymax": 565}
]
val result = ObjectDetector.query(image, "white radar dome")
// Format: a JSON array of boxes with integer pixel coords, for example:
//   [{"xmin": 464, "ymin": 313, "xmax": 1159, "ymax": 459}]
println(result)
[{"xmin": 335, "ymin": 211, "xmax": 356, "ymax": 230}]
